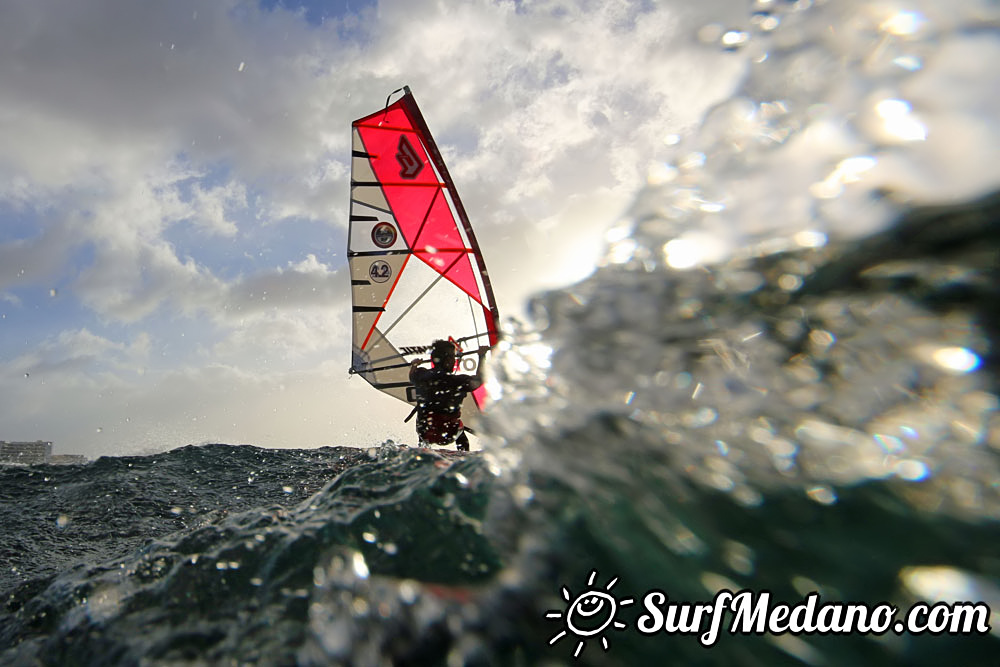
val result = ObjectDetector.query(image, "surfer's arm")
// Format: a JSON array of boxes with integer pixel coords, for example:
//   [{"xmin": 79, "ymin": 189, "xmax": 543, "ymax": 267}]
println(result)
[
  {"xmin": 409, "ymin": 358, "xmax": 428, "ymax": 382},
  {"xmin": 467, "ymin": 346, "xmax": 489, "ymax": 390}
]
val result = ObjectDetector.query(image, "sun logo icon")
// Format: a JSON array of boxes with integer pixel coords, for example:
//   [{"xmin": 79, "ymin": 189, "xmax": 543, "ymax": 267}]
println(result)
[{"xmin": 545, "ymin": 570, "xmax": 634, "ymax": 659}]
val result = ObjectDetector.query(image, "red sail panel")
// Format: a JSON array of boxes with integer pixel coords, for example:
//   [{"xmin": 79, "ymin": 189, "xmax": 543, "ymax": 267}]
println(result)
[{"xmin": 356, "ymin": 115, "xmax": 483, "ymax": 306}]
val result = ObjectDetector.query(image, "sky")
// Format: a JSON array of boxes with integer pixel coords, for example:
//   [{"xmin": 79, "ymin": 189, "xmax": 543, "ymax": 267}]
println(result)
[{"xmin": 0, "ymin": 0, "xmax": 750, "ymax": 457}]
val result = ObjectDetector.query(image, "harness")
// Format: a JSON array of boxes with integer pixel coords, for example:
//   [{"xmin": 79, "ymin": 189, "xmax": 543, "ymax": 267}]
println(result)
[{"xmin": 409, "ymin": 366, "xmax": 472, "ymax": 445}]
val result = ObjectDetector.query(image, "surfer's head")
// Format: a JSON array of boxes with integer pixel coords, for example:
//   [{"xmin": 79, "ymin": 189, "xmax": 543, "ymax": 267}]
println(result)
[{"xmin": 430, "ymin": 339, "xmax": 458, "ymax": 371}]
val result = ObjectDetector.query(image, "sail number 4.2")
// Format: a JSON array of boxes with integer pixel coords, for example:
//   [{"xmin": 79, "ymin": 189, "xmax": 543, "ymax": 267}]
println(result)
[{"xmin": 369, "ymin": 260, "xmax": 392, "ymax": 283}]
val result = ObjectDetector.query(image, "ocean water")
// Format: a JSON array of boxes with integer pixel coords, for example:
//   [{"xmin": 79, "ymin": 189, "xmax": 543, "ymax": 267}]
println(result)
[{"xmin": 4, "ymin": 0, "xmax": 1000, "ymax": 665}]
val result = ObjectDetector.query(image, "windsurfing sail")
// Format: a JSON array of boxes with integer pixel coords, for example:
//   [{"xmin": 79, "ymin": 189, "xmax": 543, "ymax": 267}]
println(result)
[{"xmin": 347, "ymin": 86, "xmax": 501, "ymax": 418}]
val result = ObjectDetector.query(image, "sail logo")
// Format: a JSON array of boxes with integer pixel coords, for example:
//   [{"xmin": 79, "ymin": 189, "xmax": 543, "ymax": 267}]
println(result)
[
  {"xmin": 396, "ymin": 135, "xmax": 423, "ymax": 179},
  {"xmin": 546, "ymin": 570, "xmax": 633, "ymax": 659},
  {"xmin": 371, "ymin": 222, "xmax": 397, "ymax": 248}
]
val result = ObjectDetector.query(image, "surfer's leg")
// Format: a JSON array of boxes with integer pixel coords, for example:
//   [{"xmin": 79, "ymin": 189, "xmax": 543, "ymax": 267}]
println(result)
[{"xmin": 455, "ymin": 430, "xmax": 470, "ymax": 452}]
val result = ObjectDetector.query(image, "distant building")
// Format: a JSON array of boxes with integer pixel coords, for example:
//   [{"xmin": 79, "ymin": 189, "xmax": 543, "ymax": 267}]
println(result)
[
  {"xmin": 0, "ymin": 440, "xmax": 53, "ymax": 465},
  {"xmin": 50, "ymin": 454, "xmax": 88, "ymax": 466}
]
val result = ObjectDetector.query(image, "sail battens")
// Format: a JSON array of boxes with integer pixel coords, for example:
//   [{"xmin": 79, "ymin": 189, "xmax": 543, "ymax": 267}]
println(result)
[
  {"xmin": 352, "ymin": 181, "xmax": 447, "ymax": 188},
  {"xmin": 353, "ymin": 123, "xmax": 421, "ymax": 134},
  {"xmin": 348, "ymin": 249, "xmax": 411, "ymax": 257},
  {"xmin": 347, "ymin": 87, "xmax": 500, "ymax": 414}
]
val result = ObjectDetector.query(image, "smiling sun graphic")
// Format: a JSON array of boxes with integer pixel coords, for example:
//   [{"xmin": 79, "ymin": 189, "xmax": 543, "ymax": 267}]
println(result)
[{"xmin": 545, "ymin": 570, "xmax": 634, "ymax": 658}]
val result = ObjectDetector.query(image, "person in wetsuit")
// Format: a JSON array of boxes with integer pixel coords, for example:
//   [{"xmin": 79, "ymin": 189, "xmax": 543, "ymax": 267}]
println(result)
[{"xmin": 409, "ymin": 339, "xmax": 487, "ymax": 451}]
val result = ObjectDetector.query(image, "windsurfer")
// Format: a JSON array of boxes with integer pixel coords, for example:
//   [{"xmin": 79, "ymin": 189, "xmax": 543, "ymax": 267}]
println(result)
[{"xmin": 409, "ymin": 339, "xmax": 487, "ymax": 451}]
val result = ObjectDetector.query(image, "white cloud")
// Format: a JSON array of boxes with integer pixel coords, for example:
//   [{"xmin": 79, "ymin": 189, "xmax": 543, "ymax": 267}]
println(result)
[
  {"xmin": 190, "ymin": 180, "xmax": 247, "ymax": 237},
  {"xmin": 5, "ymin": 328, "xmax": 149, "ymax": 398},
  {"xmin": 0, "ymin": 0, "xmax": 755, "ymax": 455}
]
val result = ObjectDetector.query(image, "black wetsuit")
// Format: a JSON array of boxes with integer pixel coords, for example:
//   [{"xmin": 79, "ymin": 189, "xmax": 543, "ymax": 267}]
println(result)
[{"xmin": 410, "ymin": 367, "xmax": 482, "ymax": 450}]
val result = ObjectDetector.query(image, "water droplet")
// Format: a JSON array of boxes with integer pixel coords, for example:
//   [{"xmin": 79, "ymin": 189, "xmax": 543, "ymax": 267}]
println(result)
[
  {"xmin": 808, "ymin": 329, "xmax": 836, "ymax": 352},
  {"xmin": 873, "ymin": 433, "xmax": 905, "ymax": 454},
  {"xmin": 880, "ymin": 11, "xmax": 927, "ymax": 37},
  {"xmin": 806, "ymin": 485, "xmax": 837, "ymax": 505},
  {"xmin": 751, "ymin": 11, "xmax": 780, "ymax": 32},
  {"xmin": 778, "ymin": 274, "xmax": 803, "ymax": 291},
  {"xmin": 793, "ymin": 230, "xmax": 828, "ymax": 248},
  {"xmin": 663, "ymin": 238, "xmax": 702, "ymax": 270},
  {"xmin": 352, "ymin": 551, "xmax": 369, "ymax": 579},
  {"xmin": 606, "ymin": 238, "xmax": 638, "ymax": 265},
  {"xmin": 930, "ymin": 346, "xmax": 980, "ymax": 373},
  {"xmin": 647, "ymin": 161, "xmax": 678, "ymax": 185},
  {"xmin": 893, "ymin": 55, "xmax": 923, "ymax": 72},
  {"xmin": 875, "ymin": 99, "xmax": 927, "ymax": 142},
  {"xmin": 896, "ymin": 459, "xmax": 930, "ymax": 481},
  {"xmin": 723, "ymin": 541, "xmax": 756, "ymax": 575},
  {"xmin": 900, "ymin": 566, "xmax": 979, "ymax": 602},
  {"xmin": 512, "ymin": 484, "xmax": 534, "ymax": 505},
  {"xmin": 721, "ymin": 30, "xmax": 750, "ymax": 50},
  {"xmin": 684, "ymin": 406, "xmax": 719, "ymax": 428}
]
